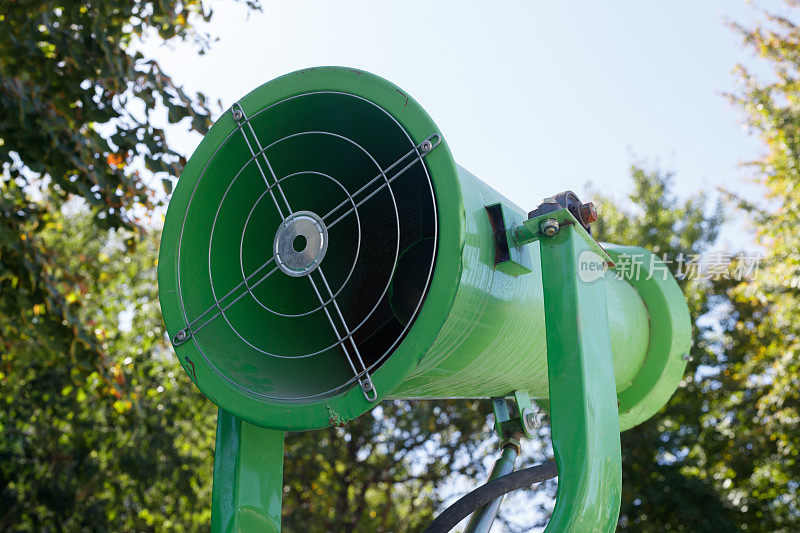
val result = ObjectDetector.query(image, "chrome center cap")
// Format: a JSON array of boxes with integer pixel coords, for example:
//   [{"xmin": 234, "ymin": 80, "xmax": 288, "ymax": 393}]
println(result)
[{"xmin": 273, "ymin": 211, "xmax": 328, "ymax": 277}]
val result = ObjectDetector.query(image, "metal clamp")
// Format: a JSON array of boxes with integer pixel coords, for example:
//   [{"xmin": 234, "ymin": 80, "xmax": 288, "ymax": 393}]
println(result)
[
  {"xmin": 231, "ymin": 104, "xmax": 244, "ymax": 123},
  {"xmin": 359, "ymin": 375, "xmax": 378, "ymax": 402},
  {"xmin": 492, "ymin": 389, "xmax": 541, "ymax": 443},
  {"xmin": 173, "ymin": 327, "xmax": 192, "ymax": 346}
]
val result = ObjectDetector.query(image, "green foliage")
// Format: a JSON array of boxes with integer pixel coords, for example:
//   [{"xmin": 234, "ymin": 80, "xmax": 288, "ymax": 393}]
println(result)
[
  {"xmin": 606, "ymin": 5, "xmax": 800, "ymax": 530},
  {"xmin": 586, "ymin": 4, "xmax": 800, "ymax": 530},
  {"xmin": 699, "ymin": 4, "xmax": 800, "ymax": 530},
  {"xmin": 0, "ymin": 0, "xmax": 257, "ymax": 529},
  {"xmin": 1, "ymin": 211, "xmax": 217, "ymax": 530},
  {"xmin": 0, "ymin": 0, "xmax": 225, "ymax": 225},
  {"xmin": 7, "ymin": 1, "xmax": 800, "ymax": 531},
  {"xmin": 590, "ymin": 167, "xmax": 744, "ymax": 531},
  {"xmin": 594, "ymin": 5, "xmax": 800, "ymax": 527}
]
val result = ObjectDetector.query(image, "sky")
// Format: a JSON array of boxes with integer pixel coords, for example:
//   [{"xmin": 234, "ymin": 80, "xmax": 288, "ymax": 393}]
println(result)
[{"xmin": 143, "ymin": 1, "xmax": 791, "ymax": 250}]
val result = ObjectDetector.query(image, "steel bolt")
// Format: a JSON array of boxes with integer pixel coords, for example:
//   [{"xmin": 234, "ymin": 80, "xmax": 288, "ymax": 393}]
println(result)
[
  {"xmin": 540, "ymin": 218, "xmax": 560, "ymax": 237},
  {"xmin": 419, "ymin": 140, "xmax": 433, "ymax": 153},
  {"xmin": 232, "ymin": 108, "xmax": 243, "ymax": 121},
  {"xmin": 174, "ymin": 330, "xmax": 187, "ymax": 343},
  {"xmin": 579, "ymin": 202, "xmax": 598, "ymax": 224},
  {"xmin": 522, "ymin": 408, "xmax": 541, "ymax": 432}
]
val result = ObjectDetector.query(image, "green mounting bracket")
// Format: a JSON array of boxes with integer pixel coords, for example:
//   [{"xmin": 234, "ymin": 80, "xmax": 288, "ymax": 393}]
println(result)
[
  {"xmin": 514, "ymin": 208, "xmax": 615, "ymax": 267},
  {"xmin": 492, "ymin": 390, "xmax": 540, "ymax": 443},
  {"xmin": 211, "ymin": 409, "xmax": 284, "ymax": 533},
  {"xmin": 491, "ymin": 396, "xmax": 517, "ymax": 444},
  {"xmin": 486, "ymin": 203, "xmax": 533, "ymax": 277},
  {"xmin": 467, "ymin": 208, "xmax": 622, "ymax": 532},
  {"xmin": 532, "ymin": 208, "xmax": 622, "ymax": 532}
]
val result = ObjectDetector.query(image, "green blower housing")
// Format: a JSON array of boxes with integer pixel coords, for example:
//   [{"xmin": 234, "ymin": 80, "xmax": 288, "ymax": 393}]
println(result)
[{"xmin": 158, "ymin": 67, "xmax": 691, "ymax": 532}]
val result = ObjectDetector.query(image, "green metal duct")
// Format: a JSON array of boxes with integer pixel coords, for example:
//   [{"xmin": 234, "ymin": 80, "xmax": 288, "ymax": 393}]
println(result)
[
  {"xmin": 386, "ymin": 168, "xmax": 653, "ymax": 405},
  {"xmin": 157, "ymin": 67, "xmax": 691, "ymax": 532}
]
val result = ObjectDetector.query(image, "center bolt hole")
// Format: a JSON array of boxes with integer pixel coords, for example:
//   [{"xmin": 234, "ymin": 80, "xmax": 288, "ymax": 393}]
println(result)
[{"xmin": 292, "ymin": 234, "xmax": 307, "ymax": 253}]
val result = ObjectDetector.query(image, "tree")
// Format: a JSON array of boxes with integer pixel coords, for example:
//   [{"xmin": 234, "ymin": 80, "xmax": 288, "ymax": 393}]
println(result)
[
  {"xmin": 597, "ymin": 3, "xmax": 800, "ymax": 529},
  {"xmin": 0, "ymin": 1, "xmax": 257, "ymax": 529},
  {"xmin": 1, "ymin": 212, "xmax": 217, "ymax": 530},
  {"xmin": 590, "ymin": 167, "xmax": 745, "ymax": 531},
  {"xmin": 679, "ymin": 3, "xmax": 800, "ymax": 529},
  {"xmin": 610, "ymin": 4, "xmax": 800, "ymax": 530},
  {"xmin": 282, "ymin": 400, "xmax": 496, "ymax": 532}
]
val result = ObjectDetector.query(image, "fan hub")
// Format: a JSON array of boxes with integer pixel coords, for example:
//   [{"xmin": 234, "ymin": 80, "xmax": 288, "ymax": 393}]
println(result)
[{"xmin": 273, "ymin": 210, "xmax": 328, "ymax": 277}]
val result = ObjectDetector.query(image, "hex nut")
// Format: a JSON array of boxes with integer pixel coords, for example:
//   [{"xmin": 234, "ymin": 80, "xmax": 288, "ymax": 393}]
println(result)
[{"xmin": 541, "ymin": 218, "xmax": 560, "ymax": 237}]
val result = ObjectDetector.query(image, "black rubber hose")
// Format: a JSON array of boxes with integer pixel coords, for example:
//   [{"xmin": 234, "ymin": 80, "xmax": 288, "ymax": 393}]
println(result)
[{"xmin": 423, "ymin": 459, "xmax": 558, "ymax": 533}]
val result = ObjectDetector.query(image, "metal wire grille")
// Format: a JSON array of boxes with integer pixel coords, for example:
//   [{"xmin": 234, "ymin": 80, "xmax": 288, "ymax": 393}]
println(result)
[{"xmin": 173, "ymin": 92, "xmax": 439, "ymax": 402}]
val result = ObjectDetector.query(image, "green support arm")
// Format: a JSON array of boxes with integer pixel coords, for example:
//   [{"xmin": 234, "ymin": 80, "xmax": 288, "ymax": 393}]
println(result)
[
  {"xmin": 211, "ymin": 409, "xmax": 285, "ymax": 533},
  {"xmin": 527, "ymin": 210, "xmax": 623, "ymax": 532},
  {"xmin": 209, "ymin": 209, "xmax": 624, "ymax": 533}
]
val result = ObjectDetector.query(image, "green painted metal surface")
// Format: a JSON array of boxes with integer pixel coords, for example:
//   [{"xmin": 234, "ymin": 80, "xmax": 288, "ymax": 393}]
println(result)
[
  {"xmin": 159, "ymin": 67, "xmax": 466, "ymax": 431},
  {"xmin": 211, "ymin": 409, "xmax": 284, "ymax": 533},
  {"xmin": 158, "ymin": 67, "xmax": 686, "ymax": 434},
  {"xmin": 157, "ymin": 66, "xmax": 693, "ymax": 532},
  {"xmin": 391, "ymin": 168, "xmax": 652, "ymax": 401},
  {"xmin": 537, "ymin": 213, "xmax": 622, "ymax": 532},
  {"xmin": 604, "ymin": 244, "xmax": 692, "ymax": 431}
]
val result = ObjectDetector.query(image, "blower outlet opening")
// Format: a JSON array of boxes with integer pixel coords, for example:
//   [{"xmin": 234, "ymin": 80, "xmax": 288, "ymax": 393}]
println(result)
[{"xmin": 174, "ymin": 91, "xmax": 439, "ymax": 401}]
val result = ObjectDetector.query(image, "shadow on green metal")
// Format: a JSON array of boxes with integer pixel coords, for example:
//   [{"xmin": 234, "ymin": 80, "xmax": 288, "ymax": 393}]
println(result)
[
  {"xmin": 536, "ymin": 211, "xmax": 622, "ymax": 532},
  {"xmin": 211, "ymin": 410, "xmax": 284, "ymax": 533}
]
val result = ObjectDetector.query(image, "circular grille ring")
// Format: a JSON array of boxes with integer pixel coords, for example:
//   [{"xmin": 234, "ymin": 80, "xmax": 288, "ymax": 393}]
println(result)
[
  {"xmin": 174, "ymin": 91, "xmax": 439, "ymax": 401},
  {"xmin": 206, "ymin": 132, "xmax": 402, "ymax": 361},
  {"xmin": 239, "ymin": 171, "xmax": 362, "ymax": 318}
]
